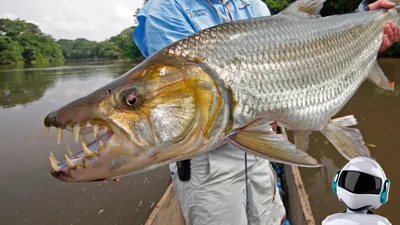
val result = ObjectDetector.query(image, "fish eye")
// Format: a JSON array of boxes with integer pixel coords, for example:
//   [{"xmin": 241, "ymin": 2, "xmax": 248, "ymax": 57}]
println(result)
[
  {"xmin": 121, "ymin": 88, "xmax": 142, "ymax": 107},
  {"xmin": 126, "ymin": 95, "xmax": 138, "ymax": 106}
]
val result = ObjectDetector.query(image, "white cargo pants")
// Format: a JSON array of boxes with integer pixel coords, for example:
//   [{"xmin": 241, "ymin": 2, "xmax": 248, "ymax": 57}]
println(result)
[{"xmin": 170, "ymin": 143, "xmax": 286, "ymax": 225}]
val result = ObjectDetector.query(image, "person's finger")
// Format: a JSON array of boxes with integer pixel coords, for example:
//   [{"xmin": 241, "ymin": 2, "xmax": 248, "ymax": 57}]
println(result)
[
  {"xmin": 391, "ymin": 23, "xmax": 400, "ymax": 42},
  {"xmin": 384, "ymin": 23, "xmax": 394, "ymax": 43},
  {"xmin": 369, "ymin": 0, "xmax": 396, "ymax": 10},
  {"xmin": 379, "ymin": 34, "xmax": 391, "ymax": 52}
]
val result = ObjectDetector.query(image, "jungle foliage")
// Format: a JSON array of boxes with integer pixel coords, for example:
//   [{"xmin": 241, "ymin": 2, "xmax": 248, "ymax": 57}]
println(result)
[
  {"xmin": 0, "ymin": 19, "xmax": 144, "ymax": 65},
  {"xmin": 0, "ymin": 18, "xmax": 65, "ymax": 65},
  {"xmin": 57, "ymin": 26, "xmax": 144, "ymax": 61}
]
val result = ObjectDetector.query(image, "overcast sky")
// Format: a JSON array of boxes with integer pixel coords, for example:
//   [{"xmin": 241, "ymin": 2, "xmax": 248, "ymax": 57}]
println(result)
[{"xmin": 1, "ymin": 0, "xmax": 144, "ymax": 41}]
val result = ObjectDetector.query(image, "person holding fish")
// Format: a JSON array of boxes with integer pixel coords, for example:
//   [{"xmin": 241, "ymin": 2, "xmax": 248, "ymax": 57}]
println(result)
[{"xmin": 133, "ymin": 0, "xmax": 399, "ymax": 225}]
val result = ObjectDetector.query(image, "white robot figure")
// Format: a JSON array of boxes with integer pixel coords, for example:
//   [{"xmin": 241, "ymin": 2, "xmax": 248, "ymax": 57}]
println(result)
[{"xmin": 322, "ymin": 157, "xmax": 391, "ymax": 225}]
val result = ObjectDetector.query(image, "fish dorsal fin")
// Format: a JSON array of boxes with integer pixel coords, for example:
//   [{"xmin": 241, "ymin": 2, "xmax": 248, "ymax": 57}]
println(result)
[
  {"xmin": 226, "ymin": 118, "xmax": 322, "ymax": 167},
  {"xmin": 356, "ymin": 0, "xmax": 370, "ymax": 12},
  {"xmin": 280, "ymin": 0, "xmax": 327, "ymax": 17}
]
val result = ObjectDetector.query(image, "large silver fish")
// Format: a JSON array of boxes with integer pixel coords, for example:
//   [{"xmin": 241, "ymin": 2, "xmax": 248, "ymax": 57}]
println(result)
[{"xmin": 44, "ymin": 0, "xmax": 399, "ymax": 182}]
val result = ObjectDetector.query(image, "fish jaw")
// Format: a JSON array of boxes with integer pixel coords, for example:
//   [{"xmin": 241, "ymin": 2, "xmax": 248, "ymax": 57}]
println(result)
[{"xmin": 44, "ymin": 57, "xmax": 229, "ymax": 182}]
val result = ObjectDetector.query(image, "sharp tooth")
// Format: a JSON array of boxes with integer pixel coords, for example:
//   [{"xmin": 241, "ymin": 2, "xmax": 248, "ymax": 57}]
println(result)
[
  {"xmin": 104, "ymin": 127, "xmax": 109, "ymax": 133},
  {"xmin": 73, "ymin": 126, "xmax": 80, "ymax": 143},
  {"xmin": 82, "ymin": 143, "xmax": 93, "ymax": 157},
  {"xmin": 93, "ymin": 125, "xmax": 99, "ymax": 138},
  {"xmin": 81, "ymin": 135, "xmax": 88, "ymax": 145},
  {"xmin": 65, "ymin": 154, "xmax": 76, "ymax": 168},
  {"xmin": 108, "ymin": 135, "xmax": 116, "ymax": 143},
  {"xmin": 49, "ymin": 156, "xmax": 60, "ymax": 172},
  {"xmin": 99, "ymin": 140, "xmax": 104, "ymax": 147},
  {"xmin": 56, "ymin": 128, "xmax": 63, "ymax": 144},
  {"xmin": 45, "ymin": 126, "xmax": 50, "ymax": 138},
  {"xmin": 66, "ymin": 145, "xmax": 73, "ymax": 157},
  {"xmin": 49, "ymin": 151, "xmax": 59, "ymax": 164}
]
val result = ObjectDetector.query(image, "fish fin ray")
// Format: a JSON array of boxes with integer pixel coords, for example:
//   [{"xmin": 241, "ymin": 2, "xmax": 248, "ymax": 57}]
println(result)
[
  {"xmin": 367, "ymin": 62, "xmax": 395, "ymax": 91},
  {"xmin": 330, "ymin": 115, "xmax": 358, "ymax": 127},
  {"xmin": 321, "ymin": 115, "xmax": 371, "ymax": 160},
  {"xmin": 280, "ymin": 0, "xmax": 326, "ymax": 17},
  {"xmin": 237, "ymin": 118, "xmax": 277, "ymax": 133},
  {"xmin": 356, "ymin": 0, "xmax": 370, "ymax": 12},
  {"xmin": 227, "ymin": 124, "xmax": 321, "ymax": 168},
  {"xmin": 294, "ymin": 130, "xmax": 312, "ymax": 152}
]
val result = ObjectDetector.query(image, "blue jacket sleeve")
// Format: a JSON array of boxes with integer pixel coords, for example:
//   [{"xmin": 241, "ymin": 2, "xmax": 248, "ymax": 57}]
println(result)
[{"xmin": 133, "ymin": 0, "xmax": 196, "ymax": 58}]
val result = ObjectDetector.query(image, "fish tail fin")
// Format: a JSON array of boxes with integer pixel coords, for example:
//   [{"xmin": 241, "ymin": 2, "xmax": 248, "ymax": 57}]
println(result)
[{"xmin": 321, "ymin": 115, "xmax": 371, "ymax": 161}]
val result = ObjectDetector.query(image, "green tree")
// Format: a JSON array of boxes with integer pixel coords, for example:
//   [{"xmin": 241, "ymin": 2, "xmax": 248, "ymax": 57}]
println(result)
[
  {"xmin": 97, "ymin": 41, "xmax": 121, "ymax": 59},
  {"xmin": 109, "ymin": 26, "xmax": 144, "ymax": 60},
  {"xmin": 0, "ymin": 36, "xmax": 24, "ymax": 64},
  {"xmin": 0, "ymin": 18, "xmax": 65, "ymax": 65},
  {"xmin": 57, "ymin": 26, "xmax": 144, "ymax": 61}
]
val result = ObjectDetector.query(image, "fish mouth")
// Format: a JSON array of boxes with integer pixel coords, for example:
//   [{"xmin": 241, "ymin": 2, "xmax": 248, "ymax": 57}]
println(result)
[{"xmin": 45, "ymin": 116, "xmax": 117, "ymax": 182}]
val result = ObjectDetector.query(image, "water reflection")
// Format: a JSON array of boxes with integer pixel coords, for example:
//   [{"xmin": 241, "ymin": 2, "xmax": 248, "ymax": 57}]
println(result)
[
  {"xmin": 0, "ymin": 61, "xmax": 171, "ymax": 225},
  {"xmin": 0, "ymin": 60, "xmax": 134, "ymax": 109},
  {"xmin": 0, "ymin": 69, "xmax": 56, "ymax": 108}
]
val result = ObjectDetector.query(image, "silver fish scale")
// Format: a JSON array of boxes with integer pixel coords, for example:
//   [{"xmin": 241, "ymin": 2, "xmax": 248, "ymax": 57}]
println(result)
[{"xmin": 164, "ymin": 10, "xmax": 397, "ymax": 130}]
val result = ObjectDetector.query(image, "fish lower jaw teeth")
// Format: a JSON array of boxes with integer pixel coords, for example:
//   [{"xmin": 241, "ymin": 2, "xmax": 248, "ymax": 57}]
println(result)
[{"xmin": 82, "ymin": 143, "xmax": 94, "ymax": 157}]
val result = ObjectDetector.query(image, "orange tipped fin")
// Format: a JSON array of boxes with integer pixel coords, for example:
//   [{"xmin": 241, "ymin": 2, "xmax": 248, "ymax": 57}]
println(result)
[{"xmin": 367, "ymin": 62, "xmax": 395, "ymax": 91}]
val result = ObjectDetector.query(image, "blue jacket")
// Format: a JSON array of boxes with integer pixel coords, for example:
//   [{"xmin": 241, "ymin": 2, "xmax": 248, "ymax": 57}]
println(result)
[{"xmin": 133, "ymin": 0, "xmax": 271, "ymax": 58}]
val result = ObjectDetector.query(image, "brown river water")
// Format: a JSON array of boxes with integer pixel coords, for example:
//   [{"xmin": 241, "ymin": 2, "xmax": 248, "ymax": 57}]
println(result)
[{"xmin": 0, "ymin": 58, "xmax": 398, "ymax": 225}]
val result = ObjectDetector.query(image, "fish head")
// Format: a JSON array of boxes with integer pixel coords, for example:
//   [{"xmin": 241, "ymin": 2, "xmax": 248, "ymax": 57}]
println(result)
[{"xmin": 44, "ymin": 57, "xmax": 229, "ymax": 182}]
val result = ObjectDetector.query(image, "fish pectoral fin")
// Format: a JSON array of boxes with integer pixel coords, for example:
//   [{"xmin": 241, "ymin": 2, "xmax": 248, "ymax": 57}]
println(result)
[
  {"xmin": 294, "ymin": 130, "xmax": 312, "ymax": 152},
  {"xmin": 280, "ymin": 0, "xmax": 326, "ymax": 17},
  {"xmin": 227, "ymin": 125, "xmax": 321, "ymax": 168},
  {"xmin": 321, "ymin": 115, "xmax": 371, "ymax": 160},
  {"xmin": 367, "ymin": 62, "xmax": 395, "ymax": 91}
]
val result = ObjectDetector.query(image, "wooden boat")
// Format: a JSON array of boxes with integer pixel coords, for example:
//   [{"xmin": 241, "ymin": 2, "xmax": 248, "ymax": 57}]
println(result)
[{"xmin": 145, "ymin": 129, "xmax": 316, "ymax": 225}]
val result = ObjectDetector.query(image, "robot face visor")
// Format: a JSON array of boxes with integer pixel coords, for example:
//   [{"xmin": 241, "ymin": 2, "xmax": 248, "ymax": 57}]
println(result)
[{"xmin": 338, "ymin": 170, "xmax": 382, "ymax": 195}]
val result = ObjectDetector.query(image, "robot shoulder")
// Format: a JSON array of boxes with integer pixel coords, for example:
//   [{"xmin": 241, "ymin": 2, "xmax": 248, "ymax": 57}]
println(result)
[{"xmin": 322, "ymin": 213, "xmax": 392, "ymax": 225}]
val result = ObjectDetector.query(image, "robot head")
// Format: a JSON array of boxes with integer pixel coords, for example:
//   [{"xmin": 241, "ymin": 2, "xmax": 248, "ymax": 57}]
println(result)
[{"xmin": 332, "ymin": 157, "xmax": 390, "ymax": 210}]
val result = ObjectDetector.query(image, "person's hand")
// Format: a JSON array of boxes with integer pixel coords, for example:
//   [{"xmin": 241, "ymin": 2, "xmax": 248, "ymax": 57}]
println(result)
[{"xmin": 369, "ymin": 0, "xmax": 400, "ymax": 52}]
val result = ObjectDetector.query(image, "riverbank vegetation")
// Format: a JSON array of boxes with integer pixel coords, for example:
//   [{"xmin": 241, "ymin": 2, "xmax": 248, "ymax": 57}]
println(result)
[
  {"xmin": 0, "ymin": 19, "xmax": 144, "ymax": 66},
  {"xmin": 0, "ymin": 18, "xmax": 65, "ymax": 65},
  {"xmin": 57, "ymin": 27, "xmax": 144, "ymax": 61}
]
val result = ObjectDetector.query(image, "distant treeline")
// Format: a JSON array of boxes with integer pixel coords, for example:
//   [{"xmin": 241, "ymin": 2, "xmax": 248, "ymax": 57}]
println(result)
[
  {"xmin": 0, "ymin": 18, "xmax": 144, "ymax": 65},
  {"xmin": 57, "ymin": 27, "xmax": 144, "ymax": 61}
]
